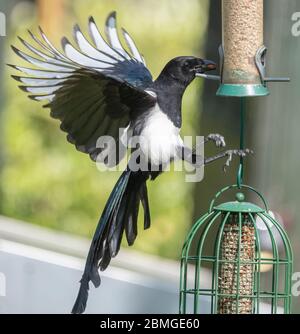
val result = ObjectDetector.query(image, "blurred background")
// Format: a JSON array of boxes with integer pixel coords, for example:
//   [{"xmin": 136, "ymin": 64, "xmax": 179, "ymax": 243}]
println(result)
[{"xmin": 0, "ymin": 0, "xmax": 299, "ymax": 313}]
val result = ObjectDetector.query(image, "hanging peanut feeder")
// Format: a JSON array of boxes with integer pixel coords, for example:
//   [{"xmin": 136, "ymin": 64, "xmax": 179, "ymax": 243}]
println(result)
[{"xmin": 179, "ymin": 186, "xmax": 293, "ymax": 314}]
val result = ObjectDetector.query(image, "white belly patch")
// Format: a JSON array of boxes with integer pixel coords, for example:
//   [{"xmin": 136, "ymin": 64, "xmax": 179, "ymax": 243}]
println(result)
[{"xmin": 139, "ymin": 104, "xmax": 183, "ymax": 165}]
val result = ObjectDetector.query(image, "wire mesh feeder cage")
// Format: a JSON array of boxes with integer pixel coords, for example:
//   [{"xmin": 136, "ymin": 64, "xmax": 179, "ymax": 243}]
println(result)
[{"xmin": 179, "ymin": 184, "xmax": 293, "ymax": 314}]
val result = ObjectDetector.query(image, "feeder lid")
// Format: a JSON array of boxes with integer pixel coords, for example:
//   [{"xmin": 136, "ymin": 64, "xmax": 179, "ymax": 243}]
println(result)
[
  {"xmin": 214, "ymin": 201, "xmax": 265, "ymax": 213},
  {"xmin": 213, "ymin": 192, "xmax": 265, "ymax": 213}
]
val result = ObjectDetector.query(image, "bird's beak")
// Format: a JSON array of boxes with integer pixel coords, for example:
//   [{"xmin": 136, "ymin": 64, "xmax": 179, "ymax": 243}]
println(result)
[
  {"xmin": 203, "ymin": 59, "xmax": 217, "ymax": 71},
  {"xmin": 195, "ymin": 60, "xmax": 217, "ymax": 76}
]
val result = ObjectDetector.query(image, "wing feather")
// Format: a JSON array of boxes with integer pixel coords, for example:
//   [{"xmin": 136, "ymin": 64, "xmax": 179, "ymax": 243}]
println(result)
[
  {"xmin": 65, "ymin": 97, "xmax": 107, "ymax": 144},
  {"xmin": 105, "ymin": 12, "xmax": 130, "ymax": 60},
  {"xmin": 27, "ymin": 30, "xmax": 62, "ymax": 59},
  {"xmin": 11, "ymin": 46, "xmax": 76, "ymax": 71},
  {"xmin": 12, "ymin": 75, "xmax": 67, "ymax": 86},
  {"xmin": 8, "ymin": 64, "xmax": 74, "ymax": 78},
  {"xmin": 121, "ymin": 28, "xmax": 144, "ymax": 64},
  {"xmin": 19, "ymin": 84, "xmax": 63, "ymax": 95},
  {"xmin": 50, "ymin": 93, "xmax": 102, "ymax": 121},
  {"xmin": 61, "ymin": 37, "xmax": 113, "ymax": 69},
  {"xmin": 38, "ymin": 26, "xmax": 70, "ymax": 62},
  {"xmin": 10, "ymin": 13, "xmax": 155, "ymax": 165},
  {"xmin": 61, "ymin": 96, "xmax": 105, "ymax": 134},
  {"xmin": 29, "ymin": 94, "xmax": 56, "ymax": 102},
  {"xmin": 88, "ymin": 16, "xmax": 126, "ymax": 61},
  {"xmin": 73, "ymin": 24, "xmax": 118, "ymax": 64}
]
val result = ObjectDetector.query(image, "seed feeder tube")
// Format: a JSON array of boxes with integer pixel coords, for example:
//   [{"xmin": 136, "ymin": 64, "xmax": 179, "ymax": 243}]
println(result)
[
  {"xmin": 217, "ymin": 0, "xmax": 269, "ymax": 97},
  {"xmin": 196, "ymin": 0, "xmax": 290, "ymax": 96},
  {"xmin": 218, "ymin": 212, "xmax": 255, "ymax": 314}
]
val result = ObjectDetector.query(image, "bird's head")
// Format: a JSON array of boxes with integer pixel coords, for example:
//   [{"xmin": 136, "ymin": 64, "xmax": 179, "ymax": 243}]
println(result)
[{"xmin": 159, "ymin": 56, "xmax": 217, "ymax": 86}]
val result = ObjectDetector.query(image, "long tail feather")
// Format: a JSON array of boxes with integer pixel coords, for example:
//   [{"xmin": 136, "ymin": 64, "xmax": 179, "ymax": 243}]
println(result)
[
  {"xmin": 71, "ymin": 169, "xmax": 150, "ymax": 314},
  {"xmin": 140, "ymin": 183, "xmax": 151, "ymax": 229}
]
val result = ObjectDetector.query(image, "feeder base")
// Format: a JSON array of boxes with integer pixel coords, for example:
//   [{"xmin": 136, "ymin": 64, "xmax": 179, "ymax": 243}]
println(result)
[{"xmin": 217, "ymin": 84, "xmax": 269, "ymax": 97}]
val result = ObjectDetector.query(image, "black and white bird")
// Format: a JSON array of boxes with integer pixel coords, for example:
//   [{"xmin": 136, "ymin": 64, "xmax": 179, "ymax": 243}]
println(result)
[{"xmin": 10, "ymin": 12, "xmax": 250, "ymax": 314}]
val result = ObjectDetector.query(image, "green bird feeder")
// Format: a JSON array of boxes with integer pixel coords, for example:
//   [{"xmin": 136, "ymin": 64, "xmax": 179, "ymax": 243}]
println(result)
[
  {"xmin": 179, "ymin": 185, "xmax": 293, "ymax": 314},
  {"xmin": 180, "ymin": 0, "xmax": 293, "ymax": 314}
]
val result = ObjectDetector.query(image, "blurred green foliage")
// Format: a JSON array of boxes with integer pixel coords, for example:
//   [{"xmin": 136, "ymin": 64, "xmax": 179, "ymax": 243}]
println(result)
[{"xmin": 1, "ymin": 0, "xmax": 209, "ymax": 259}]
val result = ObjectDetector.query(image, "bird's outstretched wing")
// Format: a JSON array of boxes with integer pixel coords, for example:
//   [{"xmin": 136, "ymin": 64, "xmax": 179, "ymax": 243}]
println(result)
[{"xmin": 10, "ymin": 12, "xmax": 156, "ymax": 165}]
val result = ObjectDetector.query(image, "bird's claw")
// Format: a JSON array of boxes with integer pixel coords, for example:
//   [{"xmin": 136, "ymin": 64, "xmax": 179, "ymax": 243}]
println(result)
[
  {"xmin": 223, "ymin": 149, "xmax": 253, "ymax": 172},
  {"xmin": 207, "ymin": 133, "xmax": 226, "ymax": 148}
]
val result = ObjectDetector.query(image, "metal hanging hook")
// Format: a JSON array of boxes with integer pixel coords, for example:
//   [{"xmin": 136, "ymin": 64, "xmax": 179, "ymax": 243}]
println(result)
[{"xmin": 255, "ymin": 45, "xmax": 290, "ymax": 84}]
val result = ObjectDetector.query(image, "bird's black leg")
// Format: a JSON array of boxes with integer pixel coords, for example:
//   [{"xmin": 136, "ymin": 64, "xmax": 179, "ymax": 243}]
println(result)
[
  {"xmin": 178, "ymin": 146, "xmax": 252, "ymax": 170},
  {"xmin": 204, "ymin": 149, "xmax": 253, "ymax": 171},
  {"xmin": 204, "ymin": 133, "xmax": 226, "ymax": 148},
  {"xmin": 178, "ymin": 145, "xmax": 204, "ymax": 167}
]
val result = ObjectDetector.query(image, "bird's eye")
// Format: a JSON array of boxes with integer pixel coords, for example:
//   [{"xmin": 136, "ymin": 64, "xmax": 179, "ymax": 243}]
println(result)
[{"xmin": 183, "ymin": 61, "xmax": 189, "ymax": 67}]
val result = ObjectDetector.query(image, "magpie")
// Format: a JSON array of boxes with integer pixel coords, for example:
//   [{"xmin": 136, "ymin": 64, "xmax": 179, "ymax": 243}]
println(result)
[{"xmin": 10, "ymin": 12, "xmax": 251, "ymax": 314}]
